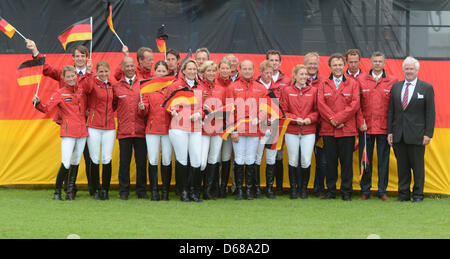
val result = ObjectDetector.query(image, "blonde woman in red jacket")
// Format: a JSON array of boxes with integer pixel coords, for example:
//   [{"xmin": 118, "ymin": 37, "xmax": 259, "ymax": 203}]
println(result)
[
  {"xmin": 138, "ymin": 60, "xmax": 173, "ymax": 201},
  {"xmin": 32, "ymin": 66, "xmax": 88, "ymax": 201},
  {"xmin": 166, "ymin": 59, "xmax": 203, "ymax": 202},
  {"xmin": 280, "ymin": 65, "xmax": 319, "ymax": 199},
  {"xmin": 82, "ymin": 60, "xmax": 115, "ymax": 200},
  {"xmin": 318, "ymin": 53, "xmax": 361, "ymax": 201}
]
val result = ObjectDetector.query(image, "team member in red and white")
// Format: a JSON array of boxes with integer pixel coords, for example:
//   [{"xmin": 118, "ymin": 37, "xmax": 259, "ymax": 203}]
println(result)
[
  {"xmin": 138, "ymin": 61, "xmax": 173, "ymax": 201},
  {"xmin": 113, "ymin": 57, "xmax": 148, "ymax": 200},
  {"xmin": 26, "ymin": 39, "xmax": 93, "ymax": 196},
  {"xmin": 215, "ymin": 58, "xmax": 234, "ymax": 198},
  {"xmin": 82, "ymin": 60, "xmax": 115, "ymax": 200},
  {"xmin": 195, "ymin": 47, "xmax": 210, "ymax": 81},
  {"xmin": 198, "ymin": 60, "xmax": 227, "ymax": 200},
  {"xmin": 224, "ymin": 54, "xmax": 240, "ymax": 82},
  {"xmin": 254, "ymin": 60, "xmax": 278, "ymax": 199},
  {"xmin": 166, "ymin": 59, "xmax": 203, "ymax": 202},
  {"xmin": 280, "ymin": 65, "xmax": 319, "ymax": 199},
  {"xmin": 226, "ymin": 60, "xmax": 268, "ymax": 200},
  {"xmin": 114, "ymin": 45, "xmax": 154, "ymax": 81},
  {"xmin": 318, "ymin": 53, "xmax": 360, "ymax": 201},
  {"xmin": 266, "ymin": 50, "xmax": 292, "ymax": 195},
  {"xmin": 357, "ymin": 51, "xmax": 398, "ymax": 201},
  {"xmin": 166, "ymin": 48, "xmax": 181, "ymax": 76},
  {"xmin": 345, "ymin": 49, "xmax": 369, "ymax": 81},
  {"xmin": 32, "ymin": 66, "xmax": 88, "ymax": 201}
]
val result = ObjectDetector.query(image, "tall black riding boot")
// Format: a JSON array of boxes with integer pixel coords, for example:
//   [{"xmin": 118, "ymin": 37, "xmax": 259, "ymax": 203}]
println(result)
[
  {"xmin": 288, "ymin": 165, "xmax": 297, "ymax": 199},
  {"xmin": 179, "ymin": 163, "xmax": 190, "ymax": 202},
  {"xmin": 190, "ymin": 167, "xmax": 203, "ymax": 202},
  {"xmin": 234, "ymin": 163, "xmax": 244, "ymax": 200},
  {"xmin": 245, "ymin": 164, "xmax": 255, "ymax": 200},
  {"xmin": 204, "ymin": 163, "xmax": 215, "ymax": 200},
  {"xmin": 219, "ymin": 161, "xmax": 231, "ymax": 198},
  {"xmin": 149, "ymin": 163, "xmax": 160, "ymax": 201},
  {"xmin": 254, "ymin": 164, "xmax": 262, "ymax": 198},
  {"xmin": 54, "ymin": 164, "xmax": 69, "ymax": 201},
  {"xmin": 265, "ymin": 164, "xmax": 276, "ymax": 199},
  {"xmin": 161, "ymin": 164, "xmax": 172, "ymax": 201},
  {"xmin": 90, "ymin": 163, "xmax": 101, "ymax": 200},
  {"xmin": 66, "ymin": 165, "xmax": 79, "ymax": 200},
  {"xmin": 300, "ymin": 166, "xmax": 311, "ymax": 199},
  {"xmin": 101, "ymin": 162, "xmax": 112, "ymax": 200},
  {"xmin": 275, "ymin": 159, "xmax": 284, "ymax": 195}
]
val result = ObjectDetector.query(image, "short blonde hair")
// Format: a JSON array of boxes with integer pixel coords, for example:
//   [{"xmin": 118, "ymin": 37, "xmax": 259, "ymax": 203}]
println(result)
[
  {"xmin": 199, "ymin": 60, "xmax": 217, "ymax": 73},
  {"xmin": 304, "ymin": 52, "xmax": 320, "ymax": 65},
  {"xmin": 259, "ymin": 60, "xmax": 274, "ymax": 73},
  {"xmin": 291, "ymin": 64, "xmax": 307, "ymax": 84},
  {"xmin": 62, "ymin": 65, "xmax": 76, "ymax": 77}
]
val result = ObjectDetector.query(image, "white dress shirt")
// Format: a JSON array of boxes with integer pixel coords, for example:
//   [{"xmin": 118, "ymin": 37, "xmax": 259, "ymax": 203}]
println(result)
[{"xmin": 400, "ymin": 77, "xmax": 418, "ymax": 105}]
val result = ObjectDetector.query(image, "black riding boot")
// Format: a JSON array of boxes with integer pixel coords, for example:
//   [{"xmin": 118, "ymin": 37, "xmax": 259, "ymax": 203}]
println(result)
[
  {"xmin": 54, "ymin": 164, "xmax": 69, "ymax": 201},
  {"xmin": 161, "ymin": 164, "xmax": 172, "ymax": 201},
  {"xmin": 219, "ymin": 161, "xmax": 231, "ymax": 198},
  {"xmin": 190, "ymin": 167, "xmax": 203, "ymax": 202},
  {"xmin": 148, "ymin": 163, "xmax": 160, "ymax": 201},
  {"xmin": 245, "ymin": 164, "xmax": 255, "ymax": 200},
  {"xmin": 275, "ymin": 159, "xmax": 284, "ymax": 195},
  {"xmin": 101, "ymin": 162, "xmax": 112, "ymax": 200},
  {"xmin": 265, "ymin": 164, "xmax": 275, "ymax": 199},
  {"xmin": 234, "ymin": 163, "xmax": 244, "ymax": 200},
  {"xmin": 66, "ymin": 165, "xmax": 79, "ymax": 200},
  {"xmin": 204, "ymin": 163, "xmax": 215, "ymax": 200},
  {"xmin": 288, "ymin": 165, "xmax": 297, "ymax": 199},
  {"xmin": 254, "ymin": 164, "xmax": 262, "ymax": 198},
  {"xmin": 90, "ymin": 163, "xmax": 101, "ymax": 200},
  {"xmin": 300, "ymin": 166, "xmax": 311, "ymax": 199}
]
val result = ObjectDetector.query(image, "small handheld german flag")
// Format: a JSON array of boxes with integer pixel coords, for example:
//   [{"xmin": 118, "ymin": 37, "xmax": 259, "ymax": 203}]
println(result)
[
  {"xmin": 58, "ymin": 17, "xmax": 92, "ymax": 50},
  {"xmin": 16, "ymin": 57, "xmax": 45, "ymax": 88},
  {"xmin": 156, "ymin": 25, "xmax": 168, "ymax": 53},
  {"xmin": 140, "ymin": 75, "xmax": 175, "ymax": 95},
  {"xmin": 0, "ymin": 16, "xmax": 16, "ymax": 38},
  {"xmin": 162, "ymin": 87, "xmax": 197, "ymax": 112}
]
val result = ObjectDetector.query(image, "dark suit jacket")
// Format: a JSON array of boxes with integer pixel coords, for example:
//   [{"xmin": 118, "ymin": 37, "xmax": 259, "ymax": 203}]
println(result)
[{"xmin": 387, "ymin": 79, "xmax": 435, "ymax": 145}]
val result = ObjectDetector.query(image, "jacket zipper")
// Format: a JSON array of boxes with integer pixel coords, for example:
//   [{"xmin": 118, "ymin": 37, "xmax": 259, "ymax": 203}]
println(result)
[{"xmin": 105, "ymin": 87, "xmax": 109, "ymax": 128}]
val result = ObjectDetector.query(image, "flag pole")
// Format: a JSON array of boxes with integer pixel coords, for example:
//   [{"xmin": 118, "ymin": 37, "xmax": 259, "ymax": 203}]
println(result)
[
  {"xmin": 115, "ymin": 33, "xmax": 125, "ymax": 47},
  {"xmin": 33, "ymin": 82, "xmax": 40, "ymax": 106},
  {"xmin": 15, "ymin": 29, "xmax": 27, "ymax": 40},
  {"xmin": 89, "ymin": 16, "xmax": 93, "ymax": 59}
]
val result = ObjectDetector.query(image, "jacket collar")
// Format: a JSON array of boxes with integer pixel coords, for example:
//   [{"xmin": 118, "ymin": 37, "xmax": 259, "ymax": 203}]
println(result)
[{"xmin": 328, "ymin": 73, "xmax": 347, "ymax": 82}]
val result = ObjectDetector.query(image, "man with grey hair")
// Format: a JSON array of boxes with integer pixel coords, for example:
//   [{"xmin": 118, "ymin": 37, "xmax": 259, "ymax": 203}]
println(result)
[
  {"xmin": 387, "ymin": 56, "xmax": 435, "ymax": 202},
  {"xmin": 357, "ymin": 51, "xmax": 398, "ymax": 201}
]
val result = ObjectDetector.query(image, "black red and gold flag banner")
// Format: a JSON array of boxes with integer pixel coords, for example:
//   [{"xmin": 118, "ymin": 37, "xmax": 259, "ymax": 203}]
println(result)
[
  {"xmin": 204, "ymin": 103, "xmax": 235, "ymax": 119},
  {"xmin": 263, "ymin": 118, "xmax": 292, "ymax": 150},
  {"xmin": 16, "ymin": 57, "xmax": 45, "ymax": 87},
  {"xmin": 58, "ymin": 17, "xmax": 92, "ymax": 50},
  {"xmin": 221, "ymin": 116, "xmax": 252, "ymax": 140},
  {"xmin": 140, "ymin": 75, "xmax": 175, "ymax": 94},
  {"xmin": 162, "ymin": 87, "xmax": 198, "ymax": 112},
  {"xmin": 106, "ymin": 4, "xmax": 116, "ymax": 35},
  {"xmin": 156, "ymin": 25, "xmax": 168, "ymax": 53},
  {"xmin": 0, "ymin": 16, "xmax": 15, "ymax": 38}
]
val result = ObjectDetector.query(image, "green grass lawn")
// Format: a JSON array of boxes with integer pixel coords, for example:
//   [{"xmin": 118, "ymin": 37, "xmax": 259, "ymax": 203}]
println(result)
[{"xmin": 0, "ymin": 188, "xmax": 448, "ymax": 239}]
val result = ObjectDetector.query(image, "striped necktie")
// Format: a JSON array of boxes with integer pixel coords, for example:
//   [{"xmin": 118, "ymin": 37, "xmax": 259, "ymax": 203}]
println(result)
[{"xmin": 402, "ymin": 82, "xmax": 411, "ymax": 110}]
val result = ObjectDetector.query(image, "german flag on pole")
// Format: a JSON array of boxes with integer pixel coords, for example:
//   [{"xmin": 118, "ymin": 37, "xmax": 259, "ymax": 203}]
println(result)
[
  {"xmin": 0, "ymin": 16, "xmax": 16, "ymax": 38},
  {"xmin": 106, "ymin": 4, "xmax": 116, "ymax": 34},
  {"xmin": 16, "ymin": 57, "xmax": 45, "ymax": 87},
  {"xmin": 140, "ymin": 75, "xmax": 175, "ymax": 94},
  {"xmin": 58, "ymin": 18, "xmax": 92, "ymax": 50},
  {"xmin": 162, "ymin": 87, "xmax": 198, "ymax": 112},
  {"xmin": 156, "ymin": 25, "xmax": 168, "ymax": 53}
]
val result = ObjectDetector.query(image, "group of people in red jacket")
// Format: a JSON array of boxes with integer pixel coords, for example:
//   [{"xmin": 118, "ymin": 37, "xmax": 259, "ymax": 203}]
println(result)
[{"xmin": 25, "ymin": 39, "xmax": 401, "ymax": 202}]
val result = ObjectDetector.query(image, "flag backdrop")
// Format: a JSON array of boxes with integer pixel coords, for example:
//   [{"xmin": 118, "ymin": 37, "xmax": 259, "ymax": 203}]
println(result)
[{"xmin": 0, "ymin": 0, "xmax": 450, "ymax": 194}]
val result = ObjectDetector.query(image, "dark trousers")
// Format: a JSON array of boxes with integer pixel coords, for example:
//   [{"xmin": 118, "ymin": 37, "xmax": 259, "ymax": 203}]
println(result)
[
  {"xmin": 393, "ymin": 140, "xmax": 425, "ymax": 200},
  {"xmin": 323, "ymin": 136, "xmax": 355, "ymax": 196},
  {"xmin": 118, "ymin": 137, "xmax": 147, "ymax": 196},
  {"xmin": 313, "ymin": 145, "xmax": 327, "ymax": 195},
  {"xmin": 358, "ymin": 133, "xmax": 390, "ymax": 195}
]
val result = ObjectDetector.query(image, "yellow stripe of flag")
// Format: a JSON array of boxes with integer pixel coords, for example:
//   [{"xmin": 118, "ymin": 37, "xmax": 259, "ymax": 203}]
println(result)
[{"xmin": 17, "ymin": 75, "xmax": 42, "ymax": 87}]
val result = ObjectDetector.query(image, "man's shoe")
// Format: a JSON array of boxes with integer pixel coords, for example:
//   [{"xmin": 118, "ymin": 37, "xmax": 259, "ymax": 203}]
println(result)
[
  {"xmin": 321, "ymin": 192, "xmax": 336, "ymax": 200},
  {"xmin": 119, "ymin": 194, "xmax": 128, "ymax": 200},
  {"xmin": 379, "ymin": 194, "xmax": 389, "ymax": 201},
  {"xmin": 358, "ymin": 193, "xmax": 370, "ymax": 200}
]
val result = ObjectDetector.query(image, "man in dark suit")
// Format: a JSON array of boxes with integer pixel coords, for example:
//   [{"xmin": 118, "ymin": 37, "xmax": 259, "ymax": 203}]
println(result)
[{"xmin": 387, "ymin": 56, "xmax": 436, "ymax": 203}]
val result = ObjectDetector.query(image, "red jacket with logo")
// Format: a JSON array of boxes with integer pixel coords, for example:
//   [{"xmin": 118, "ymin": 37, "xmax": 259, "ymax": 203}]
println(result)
[
  {"xmin": 280, "ymin": 83, "xmax": 319, "ymax": 135},
  {"xmin": 35, "ymin": 81, "xmax": 88, "ymax": 138},
  {"xmin": 198, "ymin": 80, "xmax": 227, "ymax": 136},
  {"xmin": 226, "ymin": 77, "xmax": 268, "ymax": 137},
  {"xmin": 114, "ymin": 64, "xmax": 153, "ymax": 82},
  {"xmin": 112, "ymin": 77, "xmax": 146, "ymax": 139},
  {"xmin": 165, "ymin": 77, "xmax": 203, "ymax": 132},
  {"xmin": 140, "ymin": 87, "xmax": 171, "ymax": 135},
  {"xmin": 318, "ymin": 75, "xmax": 361, "ymax": 137},
  {"xmin": 81, "ymin": 74, "xmax": 115, "ymax": 130},
  {"xmin": 272, "ymin": 70, "xmax": 292, "ymax": 96},
  {"xmin": 357, "ymin": 70, "xmax": 398, "ymax": 135}
]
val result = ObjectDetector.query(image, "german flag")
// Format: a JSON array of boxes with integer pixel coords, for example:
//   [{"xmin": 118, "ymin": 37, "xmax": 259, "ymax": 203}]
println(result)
[
  {"xmin": 156, "ymin": 25, "xmax": 168, "ymax": 53},
  {"xmin": 58, "ymin": 18, "xmax": 92, "ymax": 50},
  {"xmin": 162, "ymin": 87, "xmax": 198, "ymax": 112},
  {"xmin": 0, "ymin": 17, "xmax": 16, "ymax": 38},
  {"xmin": 16, "ymin": 57, "xmax": 45, "ymax": 87},
  {"xmin": 140, "ymin": 75, "xmax": 175, "ymax": 94},
  {"xmin": 221, "ymin": 116, "xmax": 252, "ymax": 140},
  {"xmin": 106, "ymin": 4, "xmax": 116, "ymax": 34}
]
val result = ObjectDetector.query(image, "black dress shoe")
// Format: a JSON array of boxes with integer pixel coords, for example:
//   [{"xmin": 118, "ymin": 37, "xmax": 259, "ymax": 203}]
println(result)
[
  {"xmin": 321, "ymin": 193, "xmax": 336, "ymax": 200},
  {"xmin": 397, "ymin": 197, "xmax": 410, "ymax": 202},
  {"xmin": 119, "ymin": 194, "xmax": 128, "ymax": 200},
  {"xmin": 413, "ymin": 198, "xmax": 423, "ymax": 203},
  {"xmin": 138, "ymin": 193, "xmax": 149, "ymax": 200},
  {"xmin": 342, "ymin": 195, "xmax": 352, "ymax": 201}
]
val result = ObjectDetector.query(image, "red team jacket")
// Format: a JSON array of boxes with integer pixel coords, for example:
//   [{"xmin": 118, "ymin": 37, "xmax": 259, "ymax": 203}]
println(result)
[
  {"xmin": 198, "ymin": 79, "xmax": 227, "ymax": 136},
  {"xmin": 318, "ymin": 75, "xmax": 361, "ymax": 137},
  {"xmin": 35, "ymin": 81, "xmax": 88, "ymax": 138},
  {"xmin": 140, "ymin": 88, "xmax": 172, "ymax": 135},
  {"xmin": 112, "ymin": 77, "xmax": 146, "ymax": 139},
  {"xmin": 280, "ymin": 83, "xmax": 319, "ymax": 135}
]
